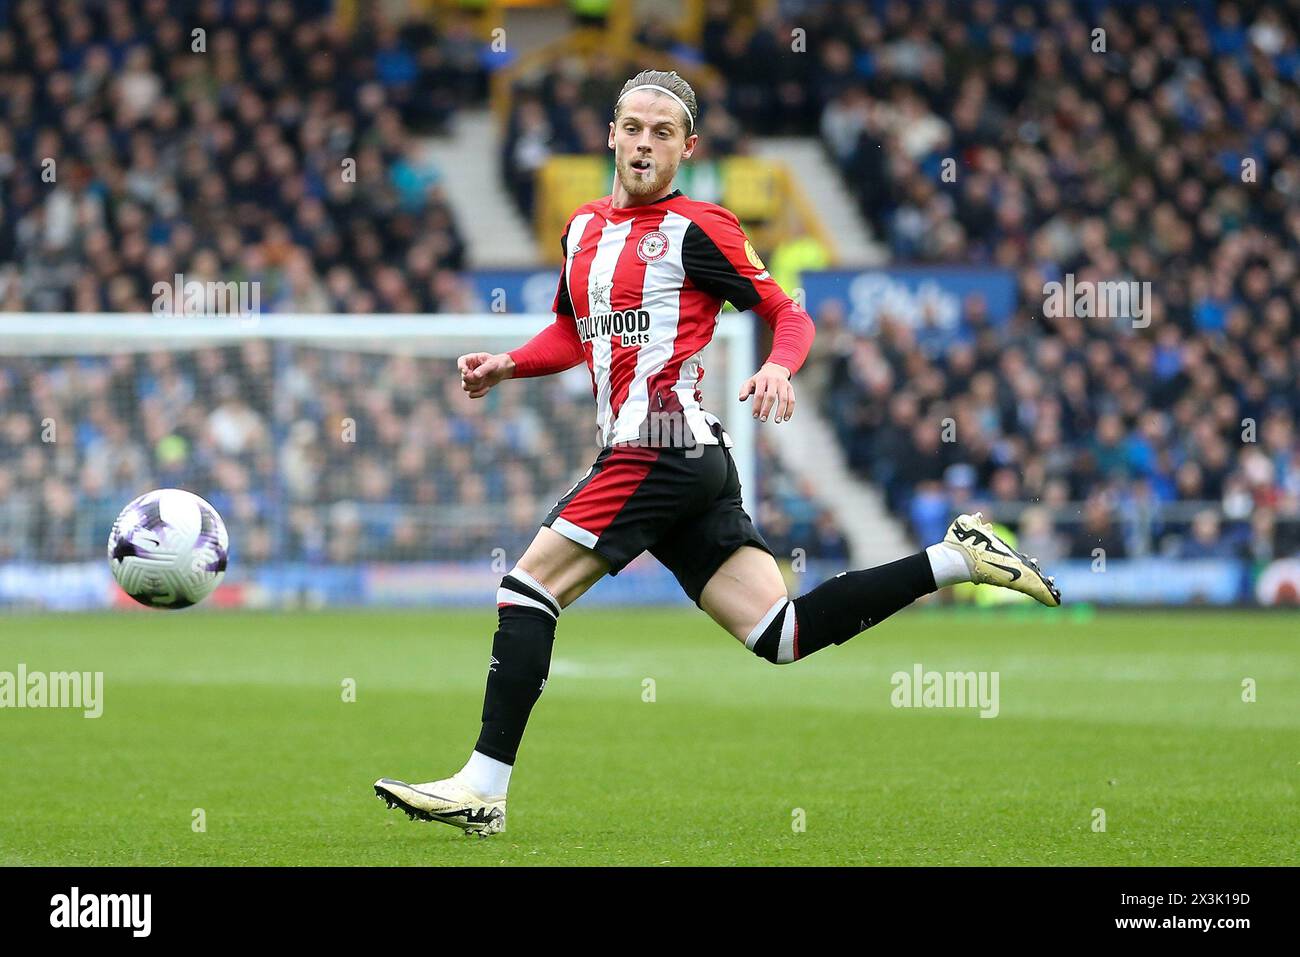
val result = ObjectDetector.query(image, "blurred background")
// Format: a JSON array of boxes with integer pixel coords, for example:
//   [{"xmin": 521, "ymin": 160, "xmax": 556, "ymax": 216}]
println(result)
[{"xmin": 1, "ymin": 0, "xmax": 1298, "ymax": 609}]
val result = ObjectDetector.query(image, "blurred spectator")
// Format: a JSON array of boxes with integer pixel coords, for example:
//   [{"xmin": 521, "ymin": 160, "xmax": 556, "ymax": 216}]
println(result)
[
  {"xmin": 1017, "ymin": 505, "xmax": 1067, "ymax": 565},
  {"xmin": 1069, "ymin": 496, "xmax": 1130, "ymax": 560}
]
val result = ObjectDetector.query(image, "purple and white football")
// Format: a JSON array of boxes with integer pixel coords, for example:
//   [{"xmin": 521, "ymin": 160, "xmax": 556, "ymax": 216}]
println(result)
[{"xmin": 107, "ymin": 489, "xmax": 229, "ymax": 609}]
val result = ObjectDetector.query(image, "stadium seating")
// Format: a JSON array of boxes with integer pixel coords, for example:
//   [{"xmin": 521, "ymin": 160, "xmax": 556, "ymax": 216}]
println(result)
[
  {"xmin": 4, "ymin": 0, "xmax": 1297, "ymax": 566},
  {"xmin": 0, "ymin": 1, "xmax": 849, "ymax": 567},
  {"xmin": 0, "ymin": 0, "xmax": 484, "ymax": 313},
  {"xmin": 709, "ymin": 0, "xmax": 1300, "ymax": 560}
]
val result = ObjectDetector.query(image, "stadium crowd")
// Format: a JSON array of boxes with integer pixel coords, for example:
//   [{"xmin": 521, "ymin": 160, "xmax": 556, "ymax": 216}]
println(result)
[
  {"xmin": 754, "ymin": 432, "xmax": 852, "ymax": 564},
  {"xmin": 502, "ymin": 48, "xmax": 752, "ymax": 217},
  {"xmin": 0, "ymin": 0, "xmax": 486, "ymax": 315},
  {"xmin": 4, "ymin": 0, "xmax": 1299, "ymax": 568},
  {"xmin": 489, "ymin": 0, "xmax": 1300, "ymax": 560},
  {"xmin": 0, "ymin": 346, "xmax": 597, "ymax": 564},
  {"xmin": 0, "ymin": 0, "xmax": 848, "ymax": 567},
  {"xmin": 763, "ymin": 0, "xmax": 1299, "ymax": 560},
  {"xmin": 0, "ymin": 344, "xmax": 851, "ymax": 568}
]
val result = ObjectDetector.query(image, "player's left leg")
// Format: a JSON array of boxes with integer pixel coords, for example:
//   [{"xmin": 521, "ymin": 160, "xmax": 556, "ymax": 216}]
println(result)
[
  {"xmin": 376, "ymin": 440, "xmax": 695, "ymax": 835},
  {"xmin": 700, "ymin": 512, "xmax": 1061, "ymax": 664},
  {"xmin": 374, "ymin": 527, "xmax": 608, "ymax": 835}
]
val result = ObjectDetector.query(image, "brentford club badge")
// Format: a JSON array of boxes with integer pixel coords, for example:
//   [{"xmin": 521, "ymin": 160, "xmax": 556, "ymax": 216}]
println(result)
[{"xmin": 637, "ymin": 230, "xmax": 669, "ymax": 263}]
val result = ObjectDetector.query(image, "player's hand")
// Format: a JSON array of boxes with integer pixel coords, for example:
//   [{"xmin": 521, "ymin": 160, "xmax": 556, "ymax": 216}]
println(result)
[
  {"xmin": 738, "ymin": 362, "xmax": 795, "ymax": 423},
  {"xmin": 458, "ymin": 352, "xmax": 515, "ymax": 399}
]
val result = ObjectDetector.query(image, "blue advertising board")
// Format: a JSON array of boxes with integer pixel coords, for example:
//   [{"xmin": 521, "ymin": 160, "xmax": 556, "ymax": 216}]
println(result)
[
  {"xmin": 466, "ymin": 270, "xmax": 562, "ymax": 315},
  {"xmin": 0, "ymin": 558, "xmax": 1264, "ymax": 611},
  {"xmin": 797, "ymin": 266, "xmax": 1018, "ymax": 337}
]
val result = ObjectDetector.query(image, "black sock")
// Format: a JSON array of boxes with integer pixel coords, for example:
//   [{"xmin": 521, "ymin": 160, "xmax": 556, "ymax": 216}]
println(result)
[
  {"xmin": 474, "ymin": 575, "xmax": 559, "ymax": 764},
  {"xmin": 750, "ymin": 552, "xmax": 937, "ymax": 664}
]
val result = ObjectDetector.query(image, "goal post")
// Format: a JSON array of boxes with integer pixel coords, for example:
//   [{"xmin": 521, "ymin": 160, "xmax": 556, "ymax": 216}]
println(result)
[{"xmin": 0, "ymin": 313, "xmax": 757, "ymax": 609}]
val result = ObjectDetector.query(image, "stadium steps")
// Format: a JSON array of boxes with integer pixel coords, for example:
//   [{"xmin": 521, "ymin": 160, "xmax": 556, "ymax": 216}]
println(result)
[
  {"xmin": 768, "ymin": 404, "xmax": 915, "ymax": 568},
  {"xmin": 752, "ymin": 138, "xmax": 885, "ymax": 267},
  {"xmin": 424, "ymin": 110, "xmax": 538, "ymax": 267}
]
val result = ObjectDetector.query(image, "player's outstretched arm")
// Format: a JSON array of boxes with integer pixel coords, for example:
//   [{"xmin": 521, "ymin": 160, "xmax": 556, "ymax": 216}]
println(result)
[{"xmin": 458, "ymin": 312, "xmax": 585, "ymax": 399}]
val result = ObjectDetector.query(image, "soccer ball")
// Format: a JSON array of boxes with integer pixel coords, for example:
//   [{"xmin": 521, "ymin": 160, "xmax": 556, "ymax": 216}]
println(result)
[{"xmin": 107, "ymin": 489, "xmax": 229, "ymax": 609}]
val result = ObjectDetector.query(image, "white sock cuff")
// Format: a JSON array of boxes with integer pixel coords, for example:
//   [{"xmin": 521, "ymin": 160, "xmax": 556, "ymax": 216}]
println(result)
[
  {"xmin": 499, "ymin": 565, "xmax": 561, "ymax": 619},
  {"xmin": 926, "ymin": 542, "xmax": 973, "ymax": 589},
  {"xmin": 459, "ymin": 750, "xmax": 512, "ymax": 798}
]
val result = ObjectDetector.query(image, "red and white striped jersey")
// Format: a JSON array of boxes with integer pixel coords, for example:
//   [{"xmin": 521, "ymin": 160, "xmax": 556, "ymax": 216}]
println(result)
[{"xmin": 510, "ymin": 189, "xmax": 814, "ymax": 449}]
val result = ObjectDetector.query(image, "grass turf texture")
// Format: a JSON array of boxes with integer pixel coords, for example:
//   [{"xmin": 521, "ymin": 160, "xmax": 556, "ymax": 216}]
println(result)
[{"xmin": 0, "ymin": 607, "xmax": 1295, "ymax": 866}]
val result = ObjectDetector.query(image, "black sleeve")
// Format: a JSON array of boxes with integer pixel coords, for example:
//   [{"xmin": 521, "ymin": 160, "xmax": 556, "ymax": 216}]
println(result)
[
  {"xmin": 553, "ymin": 233, "xmax": 574, "ymax": 317},
  {"xmin": 681, "ymin": 222, "xmax": 763, "ymax": 311}
]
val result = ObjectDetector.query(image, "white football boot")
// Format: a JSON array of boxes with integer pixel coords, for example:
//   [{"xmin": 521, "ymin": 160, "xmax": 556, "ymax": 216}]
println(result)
[
  {"xmin": 374, "ymin": 776, "xmax": 506, "ymax": 836},
  {"xmin": 943, "ymin": 512, "xmax": 1062, "ymax": 607}
]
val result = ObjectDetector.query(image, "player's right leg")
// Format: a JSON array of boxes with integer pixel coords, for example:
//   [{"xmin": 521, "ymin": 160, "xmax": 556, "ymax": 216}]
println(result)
[
  {"xmin": 698, "ymin": 512, "xmax": 1060, "ymax": 665},
  {"xmin": 374, "ymin": 527, "xmax": 607, "ymax": 835}
]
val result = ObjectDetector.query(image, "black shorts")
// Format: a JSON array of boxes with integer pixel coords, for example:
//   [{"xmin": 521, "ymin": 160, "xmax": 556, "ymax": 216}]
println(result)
[{"xmin": 542, "ymin": 430, "xmax": 771, "ymax": 605}]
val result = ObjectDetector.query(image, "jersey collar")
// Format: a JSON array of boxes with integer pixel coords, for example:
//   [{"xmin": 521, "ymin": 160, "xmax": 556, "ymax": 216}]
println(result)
[{"xmin": 605, "ymin": 188, "xmax": 683, "ymax": 217}]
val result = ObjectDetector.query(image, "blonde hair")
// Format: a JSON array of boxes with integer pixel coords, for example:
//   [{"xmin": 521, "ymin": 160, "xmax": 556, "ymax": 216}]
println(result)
[{"xmin": 614, "ymin": 69, "xmax": 699, "ymax": 134}]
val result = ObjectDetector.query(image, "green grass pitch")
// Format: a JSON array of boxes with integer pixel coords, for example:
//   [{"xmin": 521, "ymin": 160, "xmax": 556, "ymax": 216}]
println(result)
[{"xmin": 0, "ymin": 606, "xmax": 1295, "ymax": 866}]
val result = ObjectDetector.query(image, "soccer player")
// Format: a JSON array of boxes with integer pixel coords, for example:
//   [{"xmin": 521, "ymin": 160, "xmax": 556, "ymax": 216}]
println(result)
[{"xmin": 375, "ymin": 70, "xmax": 1060, "ymax": 835}]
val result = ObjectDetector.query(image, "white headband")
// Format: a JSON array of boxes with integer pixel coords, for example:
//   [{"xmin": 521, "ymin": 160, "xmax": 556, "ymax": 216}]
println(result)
[{"xmin": 616, "ymin": 83, "xmax": 695, "ymax": 133}]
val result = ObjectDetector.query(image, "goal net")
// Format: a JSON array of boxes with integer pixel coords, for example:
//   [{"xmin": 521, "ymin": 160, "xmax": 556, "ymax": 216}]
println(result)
[{"xmin": 0, "ymin": 314, "xmax": 756, "ymax": 610}]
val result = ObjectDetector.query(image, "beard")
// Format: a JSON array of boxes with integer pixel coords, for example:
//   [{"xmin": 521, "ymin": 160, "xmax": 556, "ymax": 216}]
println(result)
[{"xmin": 616, "ymin": 154, "xmax": 676, "ymax": 197}]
